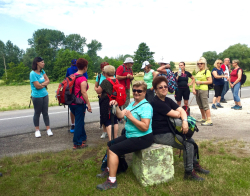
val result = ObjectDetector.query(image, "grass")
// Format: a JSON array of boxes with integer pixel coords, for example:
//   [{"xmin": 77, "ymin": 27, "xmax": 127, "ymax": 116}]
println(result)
[{"xmin": 0, "ymin": 139, "xmax": 249, "ymax": 195}]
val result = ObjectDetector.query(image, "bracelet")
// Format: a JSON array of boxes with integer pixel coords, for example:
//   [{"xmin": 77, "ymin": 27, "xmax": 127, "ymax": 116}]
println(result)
[{"xmin": 182, "ymin": 119, "xmax": 188, "ymax": 122}]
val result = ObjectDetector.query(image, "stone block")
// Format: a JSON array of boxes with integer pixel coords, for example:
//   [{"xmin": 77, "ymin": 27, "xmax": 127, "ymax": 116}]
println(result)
[{"xmin": 132, "ymin": 143, "xmax": 174, "ymax": 186}]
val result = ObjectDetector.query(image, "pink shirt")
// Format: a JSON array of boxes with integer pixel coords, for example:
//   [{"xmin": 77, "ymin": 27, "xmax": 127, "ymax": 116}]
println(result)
[{"xmin": 72, "ymin": 73, "xmax": 88, "ymax": 105}]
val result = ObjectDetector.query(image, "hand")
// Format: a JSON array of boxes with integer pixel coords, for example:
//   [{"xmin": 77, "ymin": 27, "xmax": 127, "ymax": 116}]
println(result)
[
  {"xmin": 109, "ymin": 100, "xmax": 118, "ymax": 106},
  {"xmin": 181, "ymin": 121, "xmax": 189, "ymax": 134},
  {"xmin": 193, "ymin": 90, "xmax": 196, "ymax": 95},
  {"xmin": 124, "ymin": 110, "xmax": 133, "ymax": 120},
  {"xmin": 196, "ymin": 81, "xmax": 202, "ymax": 85},
  {"xmin": 224, "ymin": 75, "xmax": 228, "ymax": 79},
  {"xmin": 150, "ymin": 87, "xmax": 154, "ymax": 91},
  {"xmin": 87, "ymin": 104, "xmax": 92, "ymax": 113},
  {"xmin": 227, "ymin": 78, "xmax": 229, "ymax": 81},
  {"xmin": 127, "ymin": 74, "xmax": 131, "ymax": 79},
  {"xmin": 187, "ymin": 83, "xmax": 191, "ymax": 87}
]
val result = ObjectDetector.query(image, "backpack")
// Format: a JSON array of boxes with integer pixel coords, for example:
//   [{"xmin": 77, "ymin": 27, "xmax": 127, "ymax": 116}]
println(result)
[
  {"xmin": 97, "ymin": 73, "xmax": 101, "ymax": 86},
  {"xmin": 106, "ymin": 78, "xmax": 126, "ymax": 107},
  {"xmin": 158, "ymin": 70, "xmax": 178, "ymax": 93},
  {"xmin": 237, "ymin": 68, "xmax": 247, "ymax": 85},
  {"xmin": 203, "ymin": 70, "xmax": 214, "ymax": 90},
  {"xmin": 115, "ymin": 64, "xmax": 133, "ymax": 88},
  {"xmin": 56, "ymin": 74, "xmax": 86, "ymax": 105}
]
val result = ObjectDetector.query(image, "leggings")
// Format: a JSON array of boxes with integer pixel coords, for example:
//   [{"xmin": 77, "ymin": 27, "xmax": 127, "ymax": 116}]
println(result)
[{"xmin": 32, "ymin": 95, "xmax": 50, "ymax": 127}]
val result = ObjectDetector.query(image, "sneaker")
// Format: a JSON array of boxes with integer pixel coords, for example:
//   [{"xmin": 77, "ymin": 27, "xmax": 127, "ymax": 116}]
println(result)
[
  {"xmin": 35, "ymin": 130, "xmax": 41, "ymax": 138},
  {"xmin": 73, "ymin": 143, "xmax": 88, "ymax": 150},
  {"xmin": 211, "ymin": 104, "xmax": 217, "ymax": 110},
  {"xmin": 96, "ymin": 168, "xmax": 109, "ymax": 178},
  {"xmin": 247, "ymin": 111, "xmax": 250, "ymax": 114},
  {"xmin": 231, "ymin": 105, "xmax": 237, "ymax": 109},
  {"xmin": 70, "ymin": 125, "xmax": 75, "ymax": 133},
  {"xmin": 220, "ymin": 99, "xmax": 227, "ymax": 103},
  {"xmin": 201, "ymin": 121, "xmax": 213, "ymax": 126},
  {"xmin": 234, "ymin": 105, "xmax": 242, "ymax": 110},
  {"xmin": 96, "ymin": 178, "xmax": 117, "ymax": 191},
  {"xmin": 184, "ymin": 170, "xmax": 204, "ymax": 181},
  {"xmin": 194, "ymin": 163, "xmax": 210, "ymax": 175},
  {"xmin": 100, "ymin": 132, "xmax": 107, "ymax": 139},
  {"xmin": 47, "ymin": 129, "xmax": 53, "ymax": 136},
  {"xmin": 216, "ymin": 103, "xmax": 223, "ymax": 108},
  {"xmin": 196, "ymin": 119, "xmax": 206, "ymax": 123}
]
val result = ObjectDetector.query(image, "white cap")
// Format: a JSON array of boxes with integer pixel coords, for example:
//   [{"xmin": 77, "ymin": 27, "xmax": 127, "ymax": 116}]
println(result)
[
  {"xmin": 141, "ymin": 61, "xmax": 150, "ymax": 69},
  {"xmin": 124, "ymin": 57, "xmax": 134, "ymax": 64},
  {"xmin": 158, "ymin": 60, "xmax": 168, "ymax": 64}
]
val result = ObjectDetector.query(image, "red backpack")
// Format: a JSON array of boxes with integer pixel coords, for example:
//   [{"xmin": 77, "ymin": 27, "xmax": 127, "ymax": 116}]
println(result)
[
  {"xmin": 106, "ymin": 78, "xmax": 126, "ymax": 107},
  {"xmin": 56, "ymin": 74, "xmax": 86, "ymax": 105}
]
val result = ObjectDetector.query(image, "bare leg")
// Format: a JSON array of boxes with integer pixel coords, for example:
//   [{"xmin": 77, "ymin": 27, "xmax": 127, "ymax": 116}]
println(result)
[
  {"xmin": 199, "ymin": 109, "xmax": 206, "ymax": 120},
  {"xmin": 212, "ymin": 97, "xmax": 216, "ymax": 104},
  {"xmin": 217, "ymin": 96, "xmax": 221, "ymax": 103},
  {"xmin": 177, "ymin": 101, "xmax": 181, "ymax": 107},
  {"xmin": 70, "ymin": 112, "xmax": 75, "ymax": 124},
  {"xmin": 108, "ymin": 149, "xmax": 119, "ymax": 177},
  {"xmin": 183, "ymin": 100, "xmax": 189, "ymax": 106},
  {"xmin": 205, "ymin": 109, "xmax": 211, "ymax": 121},
  {"xmin": 236, "ymin": 101, "xmax": 241, "ymax": 106},
  {"xmin": 106, "ymin": 124, "xmax": 118, "ymax": 141},
  {"xmin": 35, "ymin": 126, "xmax": 39, "ymax": 131}
]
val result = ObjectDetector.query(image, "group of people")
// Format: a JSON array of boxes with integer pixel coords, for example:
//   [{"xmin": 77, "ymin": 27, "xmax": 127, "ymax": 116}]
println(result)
[{"xmin": 29, "ymin": 56, "xmax": 246, "ymax": 191}]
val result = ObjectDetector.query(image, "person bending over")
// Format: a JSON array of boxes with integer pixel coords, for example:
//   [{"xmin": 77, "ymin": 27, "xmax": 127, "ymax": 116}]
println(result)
[
  {"xmin": 151, "ymin": 76, "xmax": 209, "ymax": 181},
  {"xmin": 96, "ymin": 81, "xmax": 153, "ymax": 191}
]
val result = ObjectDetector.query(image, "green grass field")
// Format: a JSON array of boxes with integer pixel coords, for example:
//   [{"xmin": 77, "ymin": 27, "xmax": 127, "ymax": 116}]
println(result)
[{"xmin": 0, "ymin": 139, "xmax": 249, "ymax": 195}]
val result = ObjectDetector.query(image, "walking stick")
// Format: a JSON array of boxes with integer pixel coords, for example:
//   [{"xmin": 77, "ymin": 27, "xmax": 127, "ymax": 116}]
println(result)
[{"xmin": 68, "ymin": 106, "xmax": 70, "ymax": 132}]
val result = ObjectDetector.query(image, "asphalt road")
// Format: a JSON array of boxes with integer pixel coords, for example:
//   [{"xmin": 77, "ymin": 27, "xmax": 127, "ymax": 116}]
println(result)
[{"xmin": 0, "ymin": 87, "xmax": 249, "ymax": 137}]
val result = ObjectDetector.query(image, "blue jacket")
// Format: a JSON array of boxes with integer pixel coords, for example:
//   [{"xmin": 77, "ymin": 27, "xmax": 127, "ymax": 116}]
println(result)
[{"xmin": 66, "ymin": 66, "xmax": 88, "ymax": 79}]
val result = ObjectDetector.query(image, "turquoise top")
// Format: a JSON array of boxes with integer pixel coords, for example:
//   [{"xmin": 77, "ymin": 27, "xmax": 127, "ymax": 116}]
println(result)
[
  {"xmin": 96, "ymin": 73, "xmax": 115, "ymax": 85},
  {"xmin": 144, "ymin": 69, "xmax": 154, "ymax": 89},
  {"xmin": 30, "ymin": 70, "xmax": 48, "ymax": 98},
  {"xmin": 124, "ymin": 99, "xmax": 153, "ymax": 138}
]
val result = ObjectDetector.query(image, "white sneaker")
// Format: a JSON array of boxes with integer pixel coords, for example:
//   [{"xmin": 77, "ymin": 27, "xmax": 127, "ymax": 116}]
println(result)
[
  {"xmin": 247, "ymin": 111, "xmax": 250, "ymax": 114},
  {"xmin": 35, "ymin": 130, "xmax": 41, "ymax": 138},
  {"xmin": 100, "ymin": 132, "xmax": 107, "ymax": 139},
  {"xmin": 47, "ymin": 129, "xmax": 53, "ymax": 136}
]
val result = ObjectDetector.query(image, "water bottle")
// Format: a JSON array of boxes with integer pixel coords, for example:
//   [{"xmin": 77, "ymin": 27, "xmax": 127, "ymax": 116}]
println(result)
[
  {"xmin": 196, "ymin": 79, "xmax": 200, "ymax": 86},
  {"xmin": 178, "ymin": 68, "xmax": 182, "ymax": 76}
]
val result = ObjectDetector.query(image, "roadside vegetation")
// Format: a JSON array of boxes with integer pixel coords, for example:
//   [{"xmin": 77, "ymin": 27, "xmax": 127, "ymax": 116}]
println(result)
[{"xmin": 0, "ymin": 139, "xmax": 249, "ymax": 195}]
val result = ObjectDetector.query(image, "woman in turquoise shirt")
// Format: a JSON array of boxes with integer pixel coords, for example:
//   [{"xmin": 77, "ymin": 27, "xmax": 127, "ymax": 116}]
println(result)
[
  {"xmin": 30, "ymin": 57, "xmax": 53, "ymax": 138},
  {"xmin": 96, "ymin": 81, "xmax": 153, "ymax": 191}
]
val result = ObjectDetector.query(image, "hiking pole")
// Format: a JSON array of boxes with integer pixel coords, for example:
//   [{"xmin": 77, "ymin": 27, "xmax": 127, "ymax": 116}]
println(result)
[
  {"xmin": 68, "ymin": 106, "xmax": 70, "ymax": 132},
  {"xmin": 111, "ymin": 105, "xmax": 115, "ymax": 141}
]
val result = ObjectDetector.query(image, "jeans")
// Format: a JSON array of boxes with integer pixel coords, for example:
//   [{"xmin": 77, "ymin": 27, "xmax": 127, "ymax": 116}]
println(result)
[
  {"xmin": 69, "ymin": 104, "xmax": 87, "ymax": 145},
  {"xmin": 231, "ymin": 82, "xmax": 241, "ymax": 102},
  {"xmin": 221, "ymin": 81, "xmax": 229, "ymax": 100}
]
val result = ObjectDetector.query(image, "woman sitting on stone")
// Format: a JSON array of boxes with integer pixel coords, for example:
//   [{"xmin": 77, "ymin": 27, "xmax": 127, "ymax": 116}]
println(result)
[
  {"xmin": 96, "ymin": 81, "xmax": 153, "ymax": 191},
  {"xmin": 151, "ymin": 76, "xmax": 209, "ymax": 181}
]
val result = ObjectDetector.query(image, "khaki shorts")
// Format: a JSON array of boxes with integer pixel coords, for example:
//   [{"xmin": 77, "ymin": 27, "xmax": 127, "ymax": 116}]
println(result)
[{"xmin": 195, "ymin": 90, "xmax": 209, "ymax": 110}]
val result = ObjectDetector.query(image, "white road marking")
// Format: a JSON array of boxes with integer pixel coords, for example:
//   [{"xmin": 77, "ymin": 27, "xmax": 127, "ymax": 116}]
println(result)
[{"xmin": 0, "ymin": 107, "xmax": 99, "ymax": 121}]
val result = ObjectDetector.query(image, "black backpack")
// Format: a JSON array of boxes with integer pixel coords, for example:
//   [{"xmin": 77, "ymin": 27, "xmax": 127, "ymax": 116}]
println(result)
[{"xmin": 237, "ymin": 68, "xmax": 247, "ymax": 85}]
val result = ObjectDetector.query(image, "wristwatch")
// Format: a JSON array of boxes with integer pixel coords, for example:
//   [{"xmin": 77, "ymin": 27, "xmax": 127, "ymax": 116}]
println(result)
[{"xmin": 182, "ymin": 119, "xmax": 188, "ymax": 122}]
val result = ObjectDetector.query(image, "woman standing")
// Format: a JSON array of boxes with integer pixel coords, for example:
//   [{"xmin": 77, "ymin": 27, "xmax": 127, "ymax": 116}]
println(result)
[
  {"xmin": 141, "ymin": 61, "xmax": 158, "ymax": 103},
  {"xmin": 175, "ymin": 62, "xmax": 195, "ymax": 107},
  {"xmin": 211, "ymin": 59, "xmax": 227, "ymax": 109},
  {"xmin": 95, "ymin": 65, "xmax": 119, "ymax": 140},
  {"xmin": 230, "ymin": 59, "xmax": 242, "ymax": 110},
  {"xmin": 30, "ymin": 57, "xmax": 53, "ymax": 138},
  {"xmin": 192, "ymin": 57, "xmax": 213, "ymax": 126},
  {"xmin": 69, "ymin": 58, "xmax": 92, "ymax": 149}
]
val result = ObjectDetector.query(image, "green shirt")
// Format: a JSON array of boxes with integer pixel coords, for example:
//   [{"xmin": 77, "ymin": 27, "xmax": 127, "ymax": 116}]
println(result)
[
  {"xmin": 144, "ymin": 69, "xmax": 154, "ymax": 89},
  {"xmin": 195, "ymin": 69, "xmax": 211, "ymax": 91}
]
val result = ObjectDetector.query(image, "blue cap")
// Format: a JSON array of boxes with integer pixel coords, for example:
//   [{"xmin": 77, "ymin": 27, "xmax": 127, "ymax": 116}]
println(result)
[{"xmin": 71, "ymin": 59, "xmax": 77, "ymax": 65}]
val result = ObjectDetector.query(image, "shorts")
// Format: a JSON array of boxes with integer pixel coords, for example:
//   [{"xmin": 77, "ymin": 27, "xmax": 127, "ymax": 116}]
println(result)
[
  {"xmin": 104, "ymin": 115, "xmax": 118, "ymax": 127},
  {"xmin": 108, "ymin": 133, "xmax": 153, "ymax": 156},
  {"xmin": 214, "ymin": 85, "xmax": 224, "ymax": 97},
  {"xmin": 195, "ymin": 90, "xmax": 209, "ymax": 110},
  {"xmin": 175, "ymin": 87, "xmax": 190, "ymax": 102}
]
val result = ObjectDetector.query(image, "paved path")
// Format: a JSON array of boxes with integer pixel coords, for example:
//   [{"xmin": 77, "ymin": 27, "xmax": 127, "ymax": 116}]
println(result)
[{"xmin": 0, "ymin": 87, "xmax": 249, "ymax": 137}]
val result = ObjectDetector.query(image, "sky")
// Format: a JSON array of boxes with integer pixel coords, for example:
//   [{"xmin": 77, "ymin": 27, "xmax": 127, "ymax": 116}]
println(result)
[{"xmin": 0, "ymin": 0, "xmax": 250, "ymax": 62}]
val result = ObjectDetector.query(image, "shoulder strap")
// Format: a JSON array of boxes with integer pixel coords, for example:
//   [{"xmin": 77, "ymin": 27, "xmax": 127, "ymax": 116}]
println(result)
[
  {"xmin": 98, "ymin": 73, "xmax": 101, "ymax": 85},
  {"xmin": 130, "ymin": 102, "xmax": 149, "ymax": 112},
  {"xmin": 106, "ymin": 78, "xmax": 118, "ymax": 86}
]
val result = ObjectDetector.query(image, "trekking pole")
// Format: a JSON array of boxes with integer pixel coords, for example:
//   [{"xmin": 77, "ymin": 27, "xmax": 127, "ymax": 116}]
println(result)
[
  {"xmin": 68, "ymin": 106, "xmax": 70, "ymax": 132},
  {"xmin": 110, "ymin": 105, "xmax": 115, "ymax": 141}
]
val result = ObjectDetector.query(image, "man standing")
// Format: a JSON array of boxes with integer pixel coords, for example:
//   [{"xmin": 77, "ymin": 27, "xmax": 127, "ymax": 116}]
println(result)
[
  {"xmin": 116, "ymin": 57, "xmax": 134, "ymax": 109},
  {"xmin": 66, "ymin": 59, "xmax": 88, "ymax": 133},
  {"xmin": 220, "ymin": 58, "xmax": 230, "ymax": 103}
]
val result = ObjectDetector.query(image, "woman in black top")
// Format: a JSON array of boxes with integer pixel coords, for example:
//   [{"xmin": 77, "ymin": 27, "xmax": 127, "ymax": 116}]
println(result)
[
  {"xmin": 95, "ymin": 65, "xmax": 118, "ymax": 140},
  {"xmin": 175, "ymin": 62, "xmax": 195, "ymax": 107},
  {"xmin": 151, "ymin": 76, "xmax": 209, "ymax": 181}
]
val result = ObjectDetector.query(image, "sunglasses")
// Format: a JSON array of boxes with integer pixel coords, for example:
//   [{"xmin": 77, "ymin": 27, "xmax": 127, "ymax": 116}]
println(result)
[
  {"xmin": 157, "ymin": 85, "xmax": 168, "ymax": 90},
  {"xmin": 132, "ymin": 89, "xmax": 143, "ymax": 93},
  {"xmin": 197, "ymin": 63, "xmax": 204, "ymax": 65},
  {"xmin": 217, "ymin": 63, "xmax": 222, "ymax": 64}
]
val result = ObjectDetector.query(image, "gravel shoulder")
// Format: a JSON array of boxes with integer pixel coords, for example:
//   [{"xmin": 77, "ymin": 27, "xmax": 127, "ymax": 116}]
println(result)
[{"xmin": 0, "ymin": 98, "xmax": 249, "ymax": 158}]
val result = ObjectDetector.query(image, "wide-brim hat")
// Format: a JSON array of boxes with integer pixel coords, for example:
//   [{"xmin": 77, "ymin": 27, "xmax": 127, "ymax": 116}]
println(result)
[
  {"xmin": 124, "ymin": 57, "xmax": 134, "ymax": 64},
  {"xmin": 141, "ymin": 61, "xmax": 150, "ymax": 69}
]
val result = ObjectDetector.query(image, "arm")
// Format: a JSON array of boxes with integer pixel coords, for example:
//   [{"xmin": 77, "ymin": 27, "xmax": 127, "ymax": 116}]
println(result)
[
  {"xmin": 95, "ymin": 85, "xmax": 103, "ymax": 94},
  {"xmin": 43, "ymin": 74, "xmax": 50, "ymax": 86},
  {"xmin": 116, "ymin": 74, "xmax": 127, "ymax": 80},
  {"xmin": 157, "ymin": 65, "xmax": 168, "ymax": 74},
  {"xmin": 33, "ymin": 73, "xmax": 49, "ymax": 89},
  {"xmin": 153, "ymin": 71, "xmax": 159, "ymax": 79},
  {"xmin": 80, "ymin": 81, "xmax": 92, "ymax": 112},
  {"xmin": 125, "ymin": 111, "xmax": 150, "ymax": 132},
  {"xmin": 109, "ymin": 100, "xmax": 127, "ymax": 118},
  {"xmin": 94, "ymin": 81, "xmax": 102, "ymax": 96},
  {"xmin": 176, "ymin": 107, "xmax": 189, "ymax": 134},
  {"xmin": 196, "ymin": 77, "xmax": 212, "ymax": 85},
  {"xmin": 212, "ymin": 71, "xmax": 225, "ymax": 79},
  {"xmin": 188, "ymin": 75, "xmax": 195, "ymax": 86}
]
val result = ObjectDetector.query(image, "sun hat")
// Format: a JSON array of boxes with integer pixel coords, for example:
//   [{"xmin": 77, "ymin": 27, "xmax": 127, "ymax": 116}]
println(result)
[
  {"xmin": 158, "ymin": 60, "xmax": 168, "ymax": 64},
  {"xmin": 124, "ymin": 57, "xmax": 134, "ymax": 64},
  {"xmin": 141, "ymin": 61, "xmax": 150, "ymax": 69},
  {"xmin": 71, "ymin": 59, "xmax": 77, "ymax": 65}
]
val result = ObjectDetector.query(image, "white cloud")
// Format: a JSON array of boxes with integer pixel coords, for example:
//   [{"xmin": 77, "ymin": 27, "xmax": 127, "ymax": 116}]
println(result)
[{"xmin": 1, "ymin": 0, "xmax": 250, "ymax": 61}]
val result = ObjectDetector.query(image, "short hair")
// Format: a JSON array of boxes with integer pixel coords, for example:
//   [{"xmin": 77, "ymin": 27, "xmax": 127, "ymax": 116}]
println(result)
[
  {"xmin": 224, "ymin": 58, "xmax": 230, "ymax": 62},
  {"xmin": 103, "ymin": 65, "xmax": 115, "ymax": 76},
  {"xmin": 132, "ymin": 81, "xmax": 147, "ymax": 92},
  {"xmin": 232, "ymin": 59, "xmax": 240, "ymax": 65},
  {"xmin": 76, "ymin": 58, "xmax": 88, "ymax": 70},
  {"xmin": 152, "ymin": 76, "xmax": 168, "ymax": 90},
  {"xmin": 214, "ymin": 59, "xmax": 223, "ymax": 67},
  {"xmin": 100, "ymin": 62, "xmax": 109, "ymax": 69},
  {"xmin": 179, "ymin": 62, "xmax": 185, "ymax": 66},
  {"xmin": 32, "ymin": 57, "xmax": 44, "ymax": 71}
]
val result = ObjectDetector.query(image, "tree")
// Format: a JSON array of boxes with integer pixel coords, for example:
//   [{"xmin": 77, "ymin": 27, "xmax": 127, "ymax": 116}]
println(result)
[
  {"xmin": 23, "ymin": 48, "xmax": 37, "ymax": 69},
  {"xmin": 103, "ymin": 56, "xmax": 123, "ymax": 69},
  {"xmin": 202, "ymin": 51, "xmax": 218, "ymax": 67},
  {"xmin": 87, "ymin": 40, "xmax": 102, "ymax": 73},
  {"xmin": 0, "ymin": 40, "xmax": 7, "ymax": 79},
  {"xmin": 220, "ymin": 43, "xmax": 250, "ymax": 71},
  {"xmin": 170, "ymin": 61, "xmax": 176, "ymax": 70},
  {"xmin": 133, "ymin": 42, "xmax": 155, "ymax": 73},
  {"xmin": 64, "ymin": 34, "xmax": 86, "ymax": 54}
]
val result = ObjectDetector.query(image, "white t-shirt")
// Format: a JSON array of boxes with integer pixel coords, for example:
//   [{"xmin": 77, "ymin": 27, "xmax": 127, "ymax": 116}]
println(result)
[{"xmin": 223, "ymin": 65, "xmax": 229, "ymax": 81}]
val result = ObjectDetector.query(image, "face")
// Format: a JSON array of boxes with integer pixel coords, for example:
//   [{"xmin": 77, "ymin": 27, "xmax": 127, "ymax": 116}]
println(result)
[
  {"xmin": 179, "ymin": 63, "xmax": 185, "ymax": 70},
  {"xmin": 37, "ymin": 61, "xmax": 45, "ymax": 69},
  {"xmin": 232, "ymin": 62, "xmax": 237, "ymax": 67},
  {"xmin": 224, "ymin": 58, "xmax": 230, "ymax": 65},
  {"xmin": 217, "ymin": 62, "xmax": 222, "ymax": 68},
  {"xmin": 155, "ymin": 81, "xmax": 168, "ymax": 97},
  {"xmin": 197, "ymin": 62, "xmax": 205, "ymax": 70},
  {"xmin": 143, "ymin": 66, "xmax": 149, "ymax": 72},
  {"xmin": 126, "ymin": 63, "xmax": 133, "ymax": 68},
  {"xmin": 132, "ymin": 86, "xmax": 146, "ymax": 101}
]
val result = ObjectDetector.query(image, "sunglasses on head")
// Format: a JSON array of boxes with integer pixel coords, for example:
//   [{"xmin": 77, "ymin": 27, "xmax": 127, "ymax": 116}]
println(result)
[
  {"xmin": 157, "ymin": 85, "xmax": 168, "ymax": 90},
  {"xmin": 132, "ymin": 89, "xmax": 143, "ymax": 93}
]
